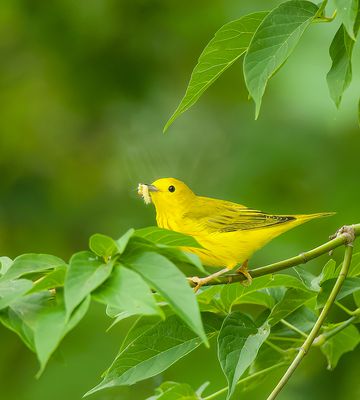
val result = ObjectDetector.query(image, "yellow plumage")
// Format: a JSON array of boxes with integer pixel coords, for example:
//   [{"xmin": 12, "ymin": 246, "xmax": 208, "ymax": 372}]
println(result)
[{"xmin": 138, "ymin": 178, "xmax": 334, "ymax": 288}]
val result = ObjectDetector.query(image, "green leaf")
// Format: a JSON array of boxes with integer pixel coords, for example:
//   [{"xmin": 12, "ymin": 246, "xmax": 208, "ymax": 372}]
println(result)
[
  {"xmin": 92, "ymin": 263, "xmax": 162, "ymax": 318},
  {"xmin": 89, "ymin": 233, "xmax": 118, "ymax": 258},
  {"xmin": 321, "ymin": 324, "xmax": 360, "ymax": 369},
  {"xmin": 268, "ymin": 288, "xmax": 315, "ymax": 326},
  {"xmin": 28, "ymin": 266, "xmax": 67, "ymax": 294},
  {"xmin": 0, "ymin": 292, "xmax": 50, "ymax": 352},
  {"xmin": 85, "ymin": 313, "xmax": 222, "ymax": 396},
  {"xmin": 157, "ymin": 247, "xmax": 207, "ymax": 275},
  {"xmin": 0, "ymin": 279, "xmax": 33, "ymax": 310},
  {"xmin": 126, "ymin": 251, "xmax": 207, "ymax": 344},
  {"xmin": 243, "ymin": 0, "xmax": 319, "ymax": 118},
  {"xmin": 147, "ymin": 381, "xmax": 199, "ymax": 400},
  {"xmin": 34, "ymin": 295, "xmax": 90, "ymax": 375},
  {"xmin": 250, "ymin": 344, "xmax": 289, "ymax": 373},
  {"xmin": 64, "ymin": 251, "xmax": 114, "ymax": 316},
  {"xmin": 1, "ymin": 290, "xmax": 90, "ymax": 374},
  {"xmin": 0, "ymin": 254, "xmax": 65, "ymax": 282},
  {"xmin": 271, "ymin": 306, "xmax": 317, "ymax": 337},
  {"xmin": 163, "ymin": 12, "xmax": 268, "ymax": 131},
  {"xmin": 197, "ymin": 274, "xmax": 307, "ymax": 312},
  {"xmin": 293, "ymin": 266, "xmax": 321, "ymax": 291},
  {"xmin": 317, "ymin": 277, "xmax": 360, "ymax": 308},
  {"xmin": 348, "ymin": 252, "xmax": 360, "ymax": 276},
  {"xmin": 116, "ymin": 228, "xmax": 135, "ymax": 254},
  {"xmin": 217, "ymin": 312, "xmax": 270, "ymax": 399},
  {"xmin": 334, "ymin": 0, "xmax": 359, "ymax": 39},
  {"xmin": 326, "ymin": 21, "xmax": 359, "ymax": 107},
  {"xmin": 320, "ymin": 259, "xmax": 337, "ymax": 283},
  {"xmin": 353, "ymin": 290, "xmax": 360, "ymax": 307},
  {"xmin": 134, "ymin": 227, "xmax": 202, "ymax": 248},
  {"xmin": 0, "ymin": 257, "xmax": 13, "ymax": 275}
]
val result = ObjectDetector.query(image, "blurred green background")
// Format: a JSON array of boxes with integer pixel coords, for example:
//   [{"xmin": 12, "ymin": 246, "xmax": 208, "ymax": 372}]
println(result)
[{"xmin": 0, "ymin": 0, "xmax": 359, "ymax": 399}]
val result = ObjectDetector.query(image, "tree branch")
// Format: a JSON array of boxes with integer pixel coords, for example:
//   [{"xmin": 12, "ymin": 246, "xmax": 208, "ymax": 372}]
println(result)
[
  {"xmin": 189, "ymin": 224, "xmax": 360, "ymax": 287},
  {"xmin": 266, "ymin": 232, "xmax": 354, "ymax": 400}
]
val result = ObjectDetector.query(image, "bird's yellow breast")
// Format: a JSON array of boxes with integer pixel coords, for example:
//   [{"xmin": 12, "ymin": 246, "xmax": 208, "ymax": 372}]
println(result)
[{"xmin": 156, "ymin": 209, "xmax": 301, "ymax": 269}]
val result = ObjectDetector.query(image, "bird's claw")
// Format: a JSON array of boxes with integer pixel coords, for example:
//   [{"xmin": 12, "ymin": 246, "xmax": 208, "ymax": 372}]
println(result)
[
  {"xmin": 188, "ymin": 276, "xmax": 203, "ymax": 293},
  {"xmin": 236, "ymin": 260, "xmax": 253, "ymax": 286}
]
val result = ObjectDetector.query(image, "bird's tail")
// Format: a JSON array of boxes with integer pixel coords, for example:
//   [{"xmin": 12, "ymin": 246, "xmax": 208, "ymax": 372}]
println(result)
[{"xmin": 295, "ymin": 212, "xmax": 336, "ymax": 222}]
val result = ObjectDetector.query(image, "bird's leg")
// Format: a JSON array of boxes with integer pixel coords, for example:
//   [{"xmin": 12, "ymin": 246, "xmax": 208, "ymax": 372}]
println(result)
[
  {"xmin": 235, "ymin": 260, "xmax": 253, "ymax": 286},
  {"xmin": 189, "ymin": 267, "xmax": 231, "ymax": 293}
]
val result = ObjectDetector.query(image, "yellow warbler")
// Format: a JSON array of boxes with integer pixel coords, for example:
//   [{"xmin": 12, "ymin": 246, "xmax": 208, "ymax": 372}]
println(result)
[{"xmin": 138, "ymin": 178, "xmax": 334, "ymax": 290}]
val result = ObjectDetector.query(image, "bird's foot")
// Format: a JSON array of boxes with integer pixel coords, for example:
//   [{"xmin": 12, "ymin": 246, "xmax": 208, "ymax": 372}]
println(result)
[
  {"xmin": 235, "ymin": 260, "xmax": 253, "ymax": 286},
  {"xmin": 188, "ymin": 276, "xmax": 206, "ymax": 293},
  {"xmin": 188, "ymin": 267, "xmax": 231, "ymax": 293}
]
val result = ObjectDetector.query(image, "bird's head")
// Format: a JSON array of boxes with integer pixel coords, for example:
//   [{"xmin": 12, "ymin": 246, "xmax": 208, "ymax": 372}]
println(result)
[{"xmin": 138, "ymin": 178, "xmax": 195, "ymax": 213}]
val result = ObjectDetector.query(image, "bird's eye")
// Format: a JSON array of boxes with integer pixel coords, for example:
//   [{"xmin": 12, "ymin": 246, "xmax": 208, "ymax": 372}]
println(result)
[{"xmin": 168, "ymin": 185, "xmax": 175, "ymax": 193}]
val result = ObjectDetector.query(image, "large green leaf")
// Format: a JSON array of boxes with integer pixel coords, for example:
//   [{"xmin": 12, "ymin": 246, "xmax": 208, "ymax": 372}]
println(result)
[
  {"xmin": 64, "ymin": 251, "xmax": 114, "ymax": 316},
  {"xmin": 0, "ymin": 257, "xmax": 13, "ymax": 275},
  {"xmin": 28, "ymin": 266, "xmax": 67, "ymax": 294},
  {"xmin": 85, "ymin": 314, "xmax": 222, "ymax": 396},
  {"xmin": 157, "ymin": 247, "xmax": 207, "ymax": 275},
  {"xmin": 353, "ymin": 290, "xmax": 360, "ymax": 307},
  {"xmin": 134, "ymin": 227, "xmax": 202, "ymax": 248},
  {"xmin": 0, "ymin": 279, "xmax": 33, "ymax": 310},
  {"xmin": 217, "ymin": 312, "xmax": 270, "ymax": 399},
  {"xmin": 116, "ymin": 228, "xmax": 135, "ymax": 254},
  {"xmin": 243, "ymin": 0, "xmax": 319, "ymax": 117},
  {"xmin": 293, "ymin": 266, "xmax": 321, "ymax": 292},
  {"xmin": 271, "ymin": 306, "xmax": 317, "ymax": 337},
  {"xmin": 348, "ymin": 252, "xmax": 360, "ymax": 277},
  {"xmin": 92, "ymin": 263, "xmax": 162, "ymax": 318},
  {"xmin": 163, "ymin": 12, "xmax": 268, "ymax": 131},
  {"xmin": 200, "ymin": 274, "xmax": 309, "ymax": 313},
  {"xmin": 146, "ymin": 381, "xmax": 199, "ymax": 400},
  {"xmin": 319, "ymin": 259, "xmax": 337, "ymax": 283},
  {"xmin": 268, "ymin": 288, "xmax": 316, "ymax": 326},
  {"xmin": 0, "ymin": 254, "xmax": 65, "ymax": 282},
  {"xmin": 125, "ymin": 251, "xmax": 207, "ymax": 344},
  {"xmin": 326, "ymin": 21, "xmax": 359, "ymax": 107},
  {"xmin": 317, "ymin": 277, "xmax": 360, "ymax": 308},
  {"xmin": 34, "ymin": 295, "xmax": 90, "ymax": 375},
  {"xmin": 334, "ymin": 0, "xmax": 359, "ymax": 39},
  {"xmin": 3, "ymin": 291, "xmax": 90, "ymax": 374},
  {"xmin": 321, "ymin": 324, "xmax": 360, "ymax": 369}
]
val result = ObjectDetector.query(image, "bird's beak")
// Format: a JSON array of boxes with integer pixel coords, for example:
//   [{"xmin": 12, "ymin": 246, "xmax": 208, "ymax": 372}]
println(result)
[
  {"xmin": 146, "ymin": 184, "xmax": 158, "ymax": 192},
  {"xmin": 137, "ymin": 183, "xmax": 158, "ymax": 205}
]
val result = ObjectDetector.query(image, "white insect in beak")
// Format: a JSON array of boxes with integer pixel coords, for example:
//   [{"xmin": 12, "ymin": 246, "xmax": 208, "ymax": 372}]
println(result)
[{"xmin": 138, "ymin": 183, "xmax": 152, "ymax": 204}]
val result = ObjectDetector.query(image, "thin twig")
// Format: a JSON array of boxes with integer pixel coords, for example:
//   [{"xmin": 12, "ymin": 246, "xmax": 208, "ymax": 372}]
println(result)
[
  {"xmin": 266, "ymin": 235, "xmax": 354, "ymax": 400},
  {"xmin": 203, "ymin": 362, "xmax": 288, "ymax": 400},
  {"xmin": 280, "ymin": 319, "xmax": 308, "ymax": 338},
  {"xmin": 313, "ymin": 315, "xmax": 359, "ymax": 346}
]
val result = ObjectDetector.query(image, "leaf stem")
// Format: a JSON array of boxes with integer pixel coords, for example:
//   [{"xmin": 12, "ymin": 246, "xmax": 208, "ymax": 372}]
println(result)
[
  {"xmin": 191, "ymin": 224, "xmax": 360, "ymax": 287},
  {"xmin": 265, "ymin": 340, "xmax": 287, "ymax": 354},
  {"xmin": 266, "ymin": 240, "xmax": 354, "ymax": 400},
  {"xmin": 270, "ymin": 336, "xmax": 303, "ymax": 343},
  {"xmin": 313, "ymin": 315, "xmax": 358, "ymax": 346},
  {"xmin": 335, "ymin": 301, "xmax": 360, "ymax": 316},
  {"xmin": 203, "ymin": 362, "xmax": 288, "ymax": 400},
  {"xmin": 280, "ymin": 319, "xmax": 308, "ymax": 338}
]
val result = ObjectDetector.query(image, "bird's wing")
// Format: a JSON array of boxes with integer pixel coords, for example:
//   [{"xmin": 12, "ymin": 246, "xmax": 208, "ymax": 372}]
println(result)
[{"xmin": 184, "ymin": 197, "xmax": 295, "ymax": 232}]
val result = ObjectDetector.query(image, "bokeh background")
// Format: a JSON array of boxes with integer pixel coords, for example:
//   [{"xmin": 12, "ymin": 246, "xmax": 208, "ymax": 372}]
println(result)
[{"xmin": 0, "ymin": 0, "xmax": 359, "ymax": 399}]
